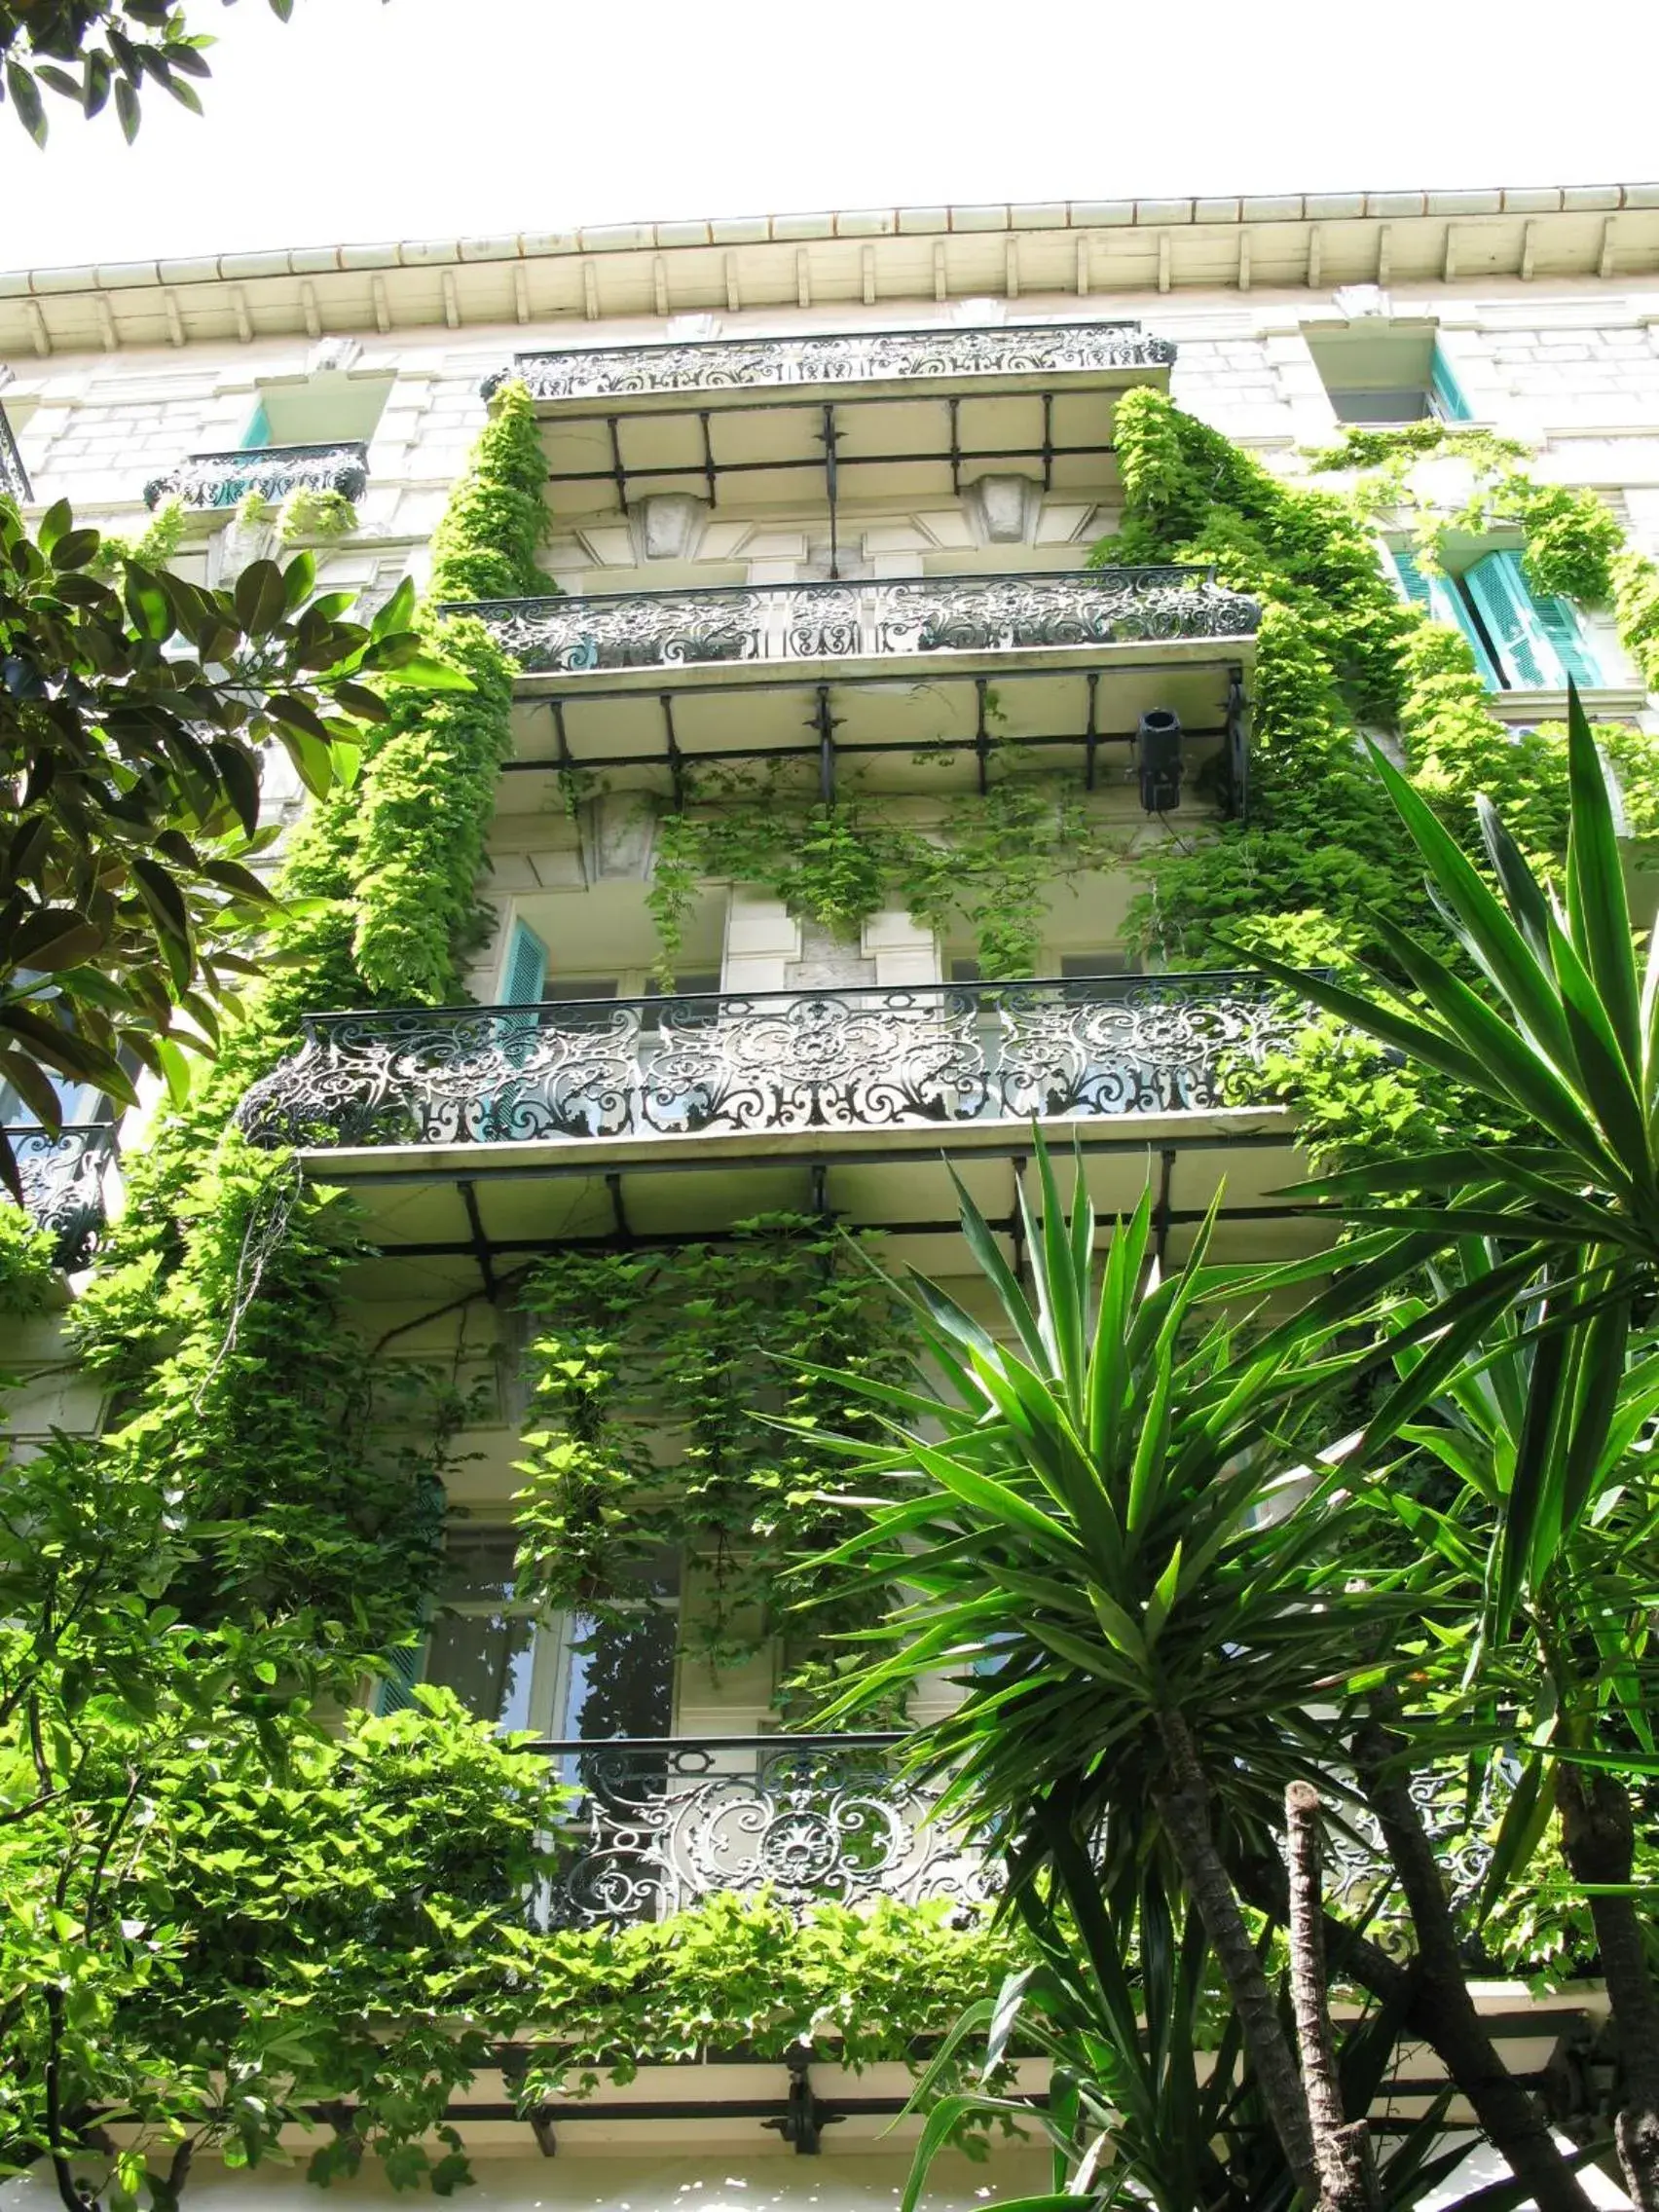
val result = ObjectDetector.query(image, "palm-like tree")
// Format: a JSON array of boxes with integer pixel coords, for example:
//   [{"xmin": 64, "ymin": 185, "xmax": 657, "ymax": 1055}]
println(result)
[
  {"xmin": 1378, "ymin": 1252, "xmax": 1659, "ymax": 2211},
  {"xmin": 811, "ymin": 1142, "xmax": 1405, "ymax": 2201},
  {"xmin": 1235, "ymin": 682, "xmax": 1659, "ymax": 2208}
]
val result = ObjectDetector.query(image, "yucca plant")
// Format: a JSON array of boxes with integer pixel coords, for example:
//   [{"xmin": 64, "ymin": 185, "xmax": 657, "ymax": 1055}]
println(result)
[
  {"xmin": 1231, "ymin": 683, "xmax": 1659, "ymax": 2207},
  {"xmin": 1246, "ymin": 683, "xmax": 1659, "ymax": 1284},
  {"xmin": 902, "ymin": 1871, "xmax": 1544, "ymax": 2212},
  {"xmin": 1238, "ymin": 684, "xmax": 1659, "ymax": 1578},
  {"xmin": 807, "ymin": 1136, "xmax": 1416, "ymax": 2203},
  {"xmin": 1377, "ymin": 1248, "xmax": 1659, "ymax": 2212}
]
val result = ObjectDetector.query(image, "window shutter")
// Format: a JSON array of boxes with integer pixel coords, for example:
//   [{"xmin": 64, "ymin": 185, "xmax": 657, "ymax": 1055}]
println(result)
[
  {"xmin": 1429, "ymin": 347, "xmax": 1473, "ymax": 424},
  {"xmin": 1463, "ymin": 552, "xmax": 1550, "ymax": 688},
  {"xmin": 1533, "ymin": 592, "xmax": 1602, "ymax": 687},
  {"xmin": 240, "ymin": 398, "xmax": 272, "ymax": 450},
  {"xmin": 1394, "ymin": 548, "xmax": 1502, "ymax": 688},
  {"xmin": 492, "ymin": 920, "xmax": 550, "ymax": 1128},
  {"xmin": 378, "ymin": 1633, "xmax": 425, "ymax": 1715},
  {"xmin": 1391, "ymin": 546, "xmax": 1433, "ymax": 610},
  {"xmin": 501, "ymin": 920, "xmax": 549, "ymax": 1005}
]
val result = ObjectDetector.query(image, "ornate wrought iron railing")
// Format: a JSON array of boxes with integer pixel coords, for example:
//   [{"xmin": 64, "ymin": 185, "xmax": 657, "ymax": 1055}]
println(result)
[
  {"xmin": 529, "ymin": 1733, "xmax": 984, "ymax": 1928},
  {"xmin": 442, "ymin": 567, "xmax": 1260, "ymax": 679},
  {"xmin": 234, "ymin": 973, "xmax": 1303, "ymax": 1152},
  {"xmin": 11, "ymin": 1124, "xmax": 115, "ymax": 1270},
  {"xmin": 481, "ymin": 319, "xmax": 1175, "ymax": 403},
  {"xmin": 0, "ymin": 400, "xmax": 31, "ymax": 505},
  {"xmin": 143, "ymin": 441, "xmax": 370, "ymax": 511}
]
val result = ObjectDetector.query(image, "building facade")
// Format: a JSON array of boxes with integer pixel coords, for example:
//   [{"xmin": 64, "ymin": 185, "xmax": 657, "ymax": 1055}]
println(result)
[{"xmin": 4, "ymin": 184, "xmax": 1659, "ymax": 2208}]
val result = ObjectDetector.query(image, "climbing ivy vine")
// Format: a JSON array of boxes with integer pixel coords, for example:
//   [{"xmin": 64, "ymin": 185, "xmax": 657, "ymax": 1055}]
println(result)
[
  {"xmin": 645, "ymin": 759, "xmax": 1126, "ymax": 985},
  {"xmin": 0, "ymin": 384, "xmax": 562, "ymax": 2206},
  {"xmin": 1094, "ymin": 387, "xmax": 1659, "ymax": 1162},
  {"xmin": 512, "ymin": 1213, "xmax": 917, "ymax": 1719}
]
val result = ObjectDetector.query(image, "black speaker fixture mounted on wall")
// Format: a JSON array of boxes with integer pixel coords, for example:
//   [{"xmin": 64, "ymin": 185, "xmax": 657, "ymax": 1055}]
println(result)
[{"xmin": 1136, "ymin": 708, "xmax": 1183, "ymax": 814}]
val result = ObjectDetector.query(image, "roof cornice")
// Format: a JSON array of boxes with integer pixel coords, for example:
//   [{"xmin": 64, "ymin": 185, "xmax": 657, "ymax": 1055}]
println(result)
[{"xmin": 5, "ymin": 184, "xmax": 1658, "ymax": 363}]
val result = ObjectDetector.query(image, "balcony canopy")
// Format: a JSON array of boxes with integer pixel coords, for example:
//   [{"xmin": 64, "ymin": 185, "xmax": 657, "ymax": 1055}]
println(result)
[
  {"xmin": 457, "ymin": 568, "xmax": 1261, "ymax": 807},
  {"xmin": 480, "ymin": 321, "xmax": 1173, "ymax": 526},
  {"xmin": 235, "ymin": 974, "xmax": 1321, "ymax": 1302}
]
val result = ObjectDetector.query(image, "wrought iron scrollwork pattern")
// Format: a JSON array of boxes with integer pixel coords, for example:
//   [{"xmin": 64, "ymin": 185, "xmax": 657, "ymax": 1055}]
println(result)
[
  {"xmin": 1322, "ymin": 1761, "xmax": 1512, "ymax": 1961},
  {"xmin": 481, "ymin": 321, "xmax": 1176, "ymax": 403},
  {"xmin": 234, "ymin": 975, "xmax": 1303, "ymax": 1154},
  {"xmin": 12, "ymin": 1125, "xmax": 114, "ymax": 1270},
  {"xmin": 143, "ymin": 443, "xmax": 370, "ymax": 511},
  {"xmin": 0, "ymin": 400, "xmax": 31, "ymax": 505},
  {"xmin": 444, "ymin": 570, "xmax": 1260, "ymax": 677},
  {"xmin": 534, "ymin": 1735, "xmax": 987, "ymax": 1928}
]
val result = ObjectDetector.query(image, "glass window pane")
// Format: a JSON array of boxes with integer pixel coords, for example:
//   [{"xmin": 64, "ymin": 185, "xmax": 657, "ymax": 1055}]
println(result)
[
  {"xmin": 439, "ymin": 1528, "xmax": 519, "ymax": 1604},
  {"xmin": 424, "ymin": 1607, "xmax": 539, "ymax": 1730},
  {"xmin": 561, "ymin": 1604, "xmax": 678, "ymax": 1741}
]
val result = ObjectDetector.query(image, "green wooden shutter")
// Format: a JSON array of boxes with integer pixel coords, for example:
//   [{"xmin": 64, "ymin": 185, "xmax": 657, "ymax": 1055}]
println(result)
[
  {"xmin": 1391, "ymin": 546, "xmax": 1433, "ymax": 611},
  {"xmin": 378, "ymin": 1632, "xmax": 425, "ymax": 1714},
  {"xmin": 1429, "ymin": 347, "xmax": 1472, "ymax": 424},
  {"xmin": 1394, "ymin": 547, "xmax": 1502, "ymax": 688},
  {"xmin": 501, "ymin": 919, "xmax": 549, "ymax": 1006},
  {"xmin": 1533, "ymin": 591, "xmax": 1601, "ymax": 686},
  {"xmin": 240, "ymin": 398, "xmax": 272, "ymax": 450},
  {"xmin": 490, "ymin": 921, "xmax": 549, "ymax": 1136},
  {"xmin": 1463, "ymin": 552, "xmax": 1550, "ymax": 688}
]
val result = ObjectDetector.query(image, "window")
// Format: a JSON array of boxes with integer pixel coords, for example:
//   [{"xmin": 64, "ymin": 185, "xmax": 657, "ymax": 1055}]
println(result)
[
  {"xmin": 386, "ymin": 1527, "xmax": 679, "ymax": 1741},
  {"xmin": 2, "ymin": 1070, "xmax": 107, "ymax": 1129},
  {"xmin": 241, "ymin": 371, "xmax": 391, "ymax": 450},
  {"xmin": 1307, "ymin": 327, "xmax": 1471, "ymax": 426},
  {"xmin": 1059, "ymin": 951, "xmax": 1138, "ymax": 978},
  {"xmin": 1392, "ymin": 545, "xmax": 1601, "ymax": 692}
]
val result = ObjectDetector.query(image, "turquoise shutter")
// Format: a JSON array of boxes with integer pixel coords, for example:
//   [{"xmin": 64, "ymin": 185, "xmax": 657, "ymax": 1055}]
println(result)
[
  {"xmin": 1463, "ymin": 552, "xmax": 1550, "ymax": 688},
  {"xmin": 378, "ymin": 1633, "xmax": 425, "ymax": 1714},
  {"xmin": 502, "ymin": 919, "xmax": 549, "ymax": 1006},
  {"xmin": 1393, "ymin": 547, "xmax": 1502, "ymax": 688},
  {"xmin": 1533, "ymin": 591, "xmax": 1601, "ymax": 687},
  {"xmin": 490, "ymin": 922, "xmax": 549, "ymax": 1135},
  {"xmin": 240, "ymin": 398, "xmax": 272, "ymax": 450},
  {"xmin": 1429, "ymin": 347, "xmax": 1472, "ymax": 424}
]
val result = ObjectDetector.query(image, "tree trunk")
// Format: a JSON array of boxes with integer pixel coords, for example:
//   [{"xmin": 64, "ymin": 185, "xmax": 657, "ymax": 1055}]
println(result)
[
  {"xmin": 1287, "ymin": 1782, "xmax": 1381, "ymax": 2212},
  {"xmin": 1351, "ymin": 1714, "xmax": 1598, "ymax": 2212},
  {"xmin": 1556, "ymin": 1763, "xmax": 1659, "ymax": 2212},
  {"xmin": 1152, "ymin": 1712, "xmax": 1322, "ymax": 2203}
]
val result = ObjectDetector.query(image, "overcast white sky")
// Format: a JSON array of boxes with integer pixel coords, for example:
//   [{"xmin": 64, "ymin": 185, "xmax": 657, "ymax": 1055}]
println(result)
[{"xmin": 3, "ymin": 0, "xmax": 1658, "ymax": 272}]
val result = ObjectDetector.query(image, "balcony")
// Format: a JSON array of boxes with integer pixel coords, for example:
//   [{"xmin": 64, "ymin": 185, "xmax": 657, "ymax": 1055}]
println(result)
[
  {"xmin": 533, "ymin": 1733, "xmax": 984, "ymax": 1930},
  {"xmin": 484, "ymin": 320, "xmax": 1175, "ymax": 407},
  {"xmin": 464, "ymin": 570, "xmax": 1260, "ymax": 804},
  {"xmin": 483, "ymin": 318, "xmax": 1172, "ymax": 532},
  {"xmin": 142, "ymin": 440, "xmax": 369, "ymax": 511},
  {"xmin": 232, "ymin": 976, "xmax": 1315, "ymax": 1288},
  {"xmin": 12, "ymin": 1125, "xmax": 114, "ymax": 1271},
  {"xmin": 0, "ymin": 400, "xmax": 30, "ymax": 505},
  {"xmin": 454, "ymin": 567, "xmax": 1256, "ymax": 680}
]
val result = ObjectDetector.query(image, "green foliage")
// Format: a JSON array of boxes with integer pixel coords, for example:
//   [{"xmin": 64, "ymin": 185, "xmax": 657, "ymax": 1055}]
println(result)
[
  {"xmin": 0, "ymin": 1198, "xmax": 56, "ymax": 1314},
  {"xmin": 0, "ymin": 0, "xmax": 301, "ymax": 144},
  {"xmin": 277, "ymin": 487, "xmax": 358, "ymax": 543},
  {"xmin": 86, "ymin": 496, "xmax": 187, "ymax": 579},
  {"xmin": 513, "ymin": 1214, "xmax": 917, "ymax": 1714},
  {"xmin": 1099, "ymin": 389, "xmax": 1659, "ymax": 1167},
  {"xmin": 0, "ymin": 499, "xmax": 446, "ymax": 1200},
  {"xmin": 646, "ymin": 764, "xmax": 1124, "ymax": 985},
  {"xmin": 351, "ymin": 617, "xmax": 516, "ymax": 1002},
  {"xmin": 426, "ymin": 381, "xmax": 553, "ymax": 605},
  {"xmin": 516, "ymin": 1894, "xmax": 1026, "ymax": 2090},
  {"xmin": 0, "ymin": 372, "xmax": 571, "ymax": 2203}
]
